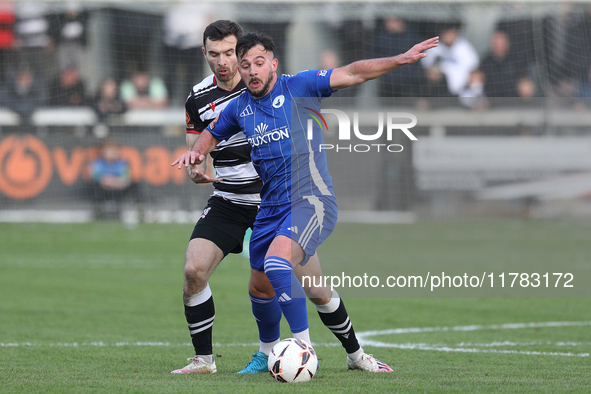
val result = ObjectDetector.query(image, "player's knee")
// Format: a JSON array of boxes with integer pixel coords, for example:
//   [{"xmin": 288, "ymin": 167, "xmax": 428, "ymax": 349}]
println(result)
[
  {"xmin": 184, "ymin": 259, "xmax": 209, "ymax": 283},
  {"xmin": 249, "ymin": 281, "xmax": 275, "ymax": 298}
]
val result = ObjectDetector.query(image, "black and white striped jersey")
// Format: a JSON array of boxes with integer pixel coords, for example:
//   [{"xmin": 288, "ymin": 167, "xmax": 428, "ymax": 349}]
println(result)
[{"xmin": 185, "ymin": 75, "xmax": 262, "ymax": 206}]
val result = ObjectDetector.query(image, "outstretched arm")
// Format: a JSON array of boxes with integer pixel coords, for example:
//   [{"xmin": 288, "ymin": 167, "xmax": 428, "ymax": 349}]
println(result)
[{"xmin": 330, "ymin": 36, "xmax": 439, "ymax": 91}]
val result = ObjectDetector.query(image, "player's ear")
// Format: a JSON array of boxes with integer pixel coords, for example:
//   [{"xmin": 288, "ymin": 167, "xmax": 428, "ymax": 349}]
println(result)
[
  {"xmin": 272, "ymin": 58, "xmax": 278, "ymax": 72},
  {"xmin": 202, "ymin": 47, "xmax": 206, "ymax": 57}
]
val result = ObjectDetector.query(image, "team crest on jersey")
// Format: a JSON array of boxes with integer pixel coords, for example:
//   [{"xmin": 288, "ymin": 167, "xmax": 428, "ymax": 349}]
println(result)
[
  {"xmin": 201, "ymin": 207, "xmax": 211, "ymax": 219},
  {"xmin": 240, "ymin": 105, "xmax": 253, "ymax": 117},
  {"xmin": 272, "ymin": 95, "xmax": 285, "ymax": 108},
  {"xmin": 317, "ymin": 69, "xmax": 328, "ymax": 77}
]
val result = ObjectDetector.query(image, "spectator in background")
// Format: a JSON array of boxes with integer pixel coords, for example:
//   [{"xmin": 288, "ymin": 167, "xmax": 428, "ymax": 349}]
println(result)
[
  {"xmin": 13, "ymin": 2, "xmax": 52, "ymax": 80},
  {"xmin": 0, "ymin": 62, "xmax": 46, "ymax": 122},
  {"xmin": 415, "ymin": 61, "xmax": 453, "ymax": 110},
  {"xmin": 421, "ymin": 23, "xmax": 479, "ymax": 95},
  {"xmin": 496, "ymin": 13, "xmax": 536, "ymax": 75},
  {"xmin": 49, "ymin": 64, "xmax": 88, "ymax": 106},
  {"xmin": 94, "ymin": 77, "xmax": 126, "ymax": 121},
  {"xmin": 459, "ymin": 69, "xmax": 488, "ymax": 110},
  {"xmin": 373, "ymin": 17, "xmax": 423, "ymax": 97},
  {"xmin": 50, "ymin": 1, "xmax": 89, "ymax": 71},
  {"xmin": 480, "ymin": 30, "xmax": 524, "ymax": 98},
  {"xmin": 88, "ymin": 138, "xmax": 142, "ymax": 219},
  {"xmin": 0, "ymin": 1, "xmax": 15, "ymax": 83},
  {"xmin": 162, "ymin": 1, "xmax": 212, "ymax": 104},
  {"xmin": 515, "ymin": 75, "xmax": 542, "ymax": 133},
  {"xmin": 417, "ymin": 60, "xmax": 451, "ymax": 98},
  {"xmin": 120, "ymin": 70, "xmax": 169, "ymax": 109},
  {"xmin": 496, "ymin": 74, "xmax": 540, "ymax": 110},
  {"xmin": 516, "ymin": 75, "xmax": 538, "ymax": 100}
]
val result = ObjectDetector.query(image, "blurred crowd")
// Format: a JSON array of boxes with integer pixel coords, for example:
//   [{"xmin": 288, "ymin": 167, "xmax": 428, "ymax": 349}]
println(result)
[
  {"xmin": 362, "ymin": 6, "xmax": 591, "ymax": 110},
  {"xmin": 2, "ymin": 2, "xmax": 591, "ymax": 122},
  {"xmin": 0, "ymin": 1, "xmax": 185, "ymax": 123}
]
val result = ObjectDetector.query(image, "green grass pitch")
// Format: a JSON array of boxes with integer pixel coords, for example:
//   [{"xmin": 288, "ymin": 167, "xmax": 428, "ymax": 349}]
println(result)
[{"xmin": 1, "ymin": 220, "xmax": 590, "ymax": 393}]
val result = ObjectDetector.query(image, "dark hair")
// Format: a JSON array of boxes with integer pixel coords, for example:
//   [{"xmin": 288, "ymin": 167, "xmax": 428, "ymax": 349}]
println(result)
[
  {"xmin": 202, "ymin": 20, "xmax": 243, "ymax": 47},
  {"xmin": 236, "ymin": 31, "xmax": 276, "ymax": 59}
]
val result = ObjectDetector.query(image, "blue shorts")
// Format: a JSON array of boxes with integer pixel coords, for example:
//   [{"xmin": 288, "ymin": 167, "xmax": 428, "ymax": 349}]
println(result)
[{"xmin": 249, "ymin": 195, "xmax": 338, "ymax": 271}]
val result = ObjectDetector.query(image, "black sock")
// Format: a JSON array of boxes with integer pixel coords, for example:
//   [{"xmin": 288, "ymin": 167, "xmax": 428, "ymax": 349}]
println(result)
[
  {"xmin": 317, "ymin": 299, "xmax": 360, "ymax": 354},
  {"xmin": 184, "ymin": 295, "xmax": 215, "ymax": 356}
]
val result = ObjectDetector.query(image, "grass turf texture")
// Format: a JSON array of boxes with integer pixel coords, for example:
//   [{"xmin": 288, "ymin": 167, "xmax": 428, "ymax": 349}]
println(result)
[{"xmin": 1, "ymin": 220, "xmax": 590, "ymax": 393}]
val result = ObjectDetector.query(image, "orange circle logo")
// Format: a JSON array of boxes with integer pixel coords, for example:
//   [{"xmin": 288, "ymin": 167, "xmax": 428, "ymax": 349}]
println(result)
[{"xmin": 0, "ymin": 135, "xmax": 53, "ymax": 199}]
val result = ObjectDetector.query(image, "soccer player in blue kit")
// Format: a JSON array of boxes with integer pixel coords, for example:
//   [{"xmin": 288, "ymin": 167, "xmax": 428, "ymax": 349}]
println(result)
[
  {"xmin": 171, "ymin": 20, "xmax": 315, "ymax": 375},
  {"xmin": 174, "ymin": 31, "xmax": 438, "ymax": 372}
]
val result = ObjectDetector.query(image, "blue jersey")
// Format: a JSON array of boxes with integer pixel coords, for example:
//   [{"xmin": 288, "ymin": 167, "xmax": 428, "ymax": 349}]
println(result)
[
  {"xmin": 207, "ymin": 69, "xmax": 335, "ymax": 207},
  {"xmin": 91, "ymin": 158, "xmax": 130, "ymax": 182}
]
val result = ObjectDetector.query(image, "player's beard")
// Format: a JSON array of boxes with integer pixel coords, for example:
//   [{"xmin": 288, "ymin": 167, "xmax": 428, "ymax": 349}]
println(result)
[
  {"xmin": 248, "ymin": 69, "xmax": 274, "ymax": 98},
  {"xmin": 216, "ymin": 65, "xmax": 237, "ymax": 83}
]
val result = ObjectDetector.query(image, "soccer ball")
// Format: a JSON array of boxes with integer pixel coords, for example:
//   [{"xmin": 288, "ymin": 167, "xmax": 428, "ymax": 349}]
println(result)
[{"xmin": 268, "ymin": 338, "xmax": 318, "ymax": 383}]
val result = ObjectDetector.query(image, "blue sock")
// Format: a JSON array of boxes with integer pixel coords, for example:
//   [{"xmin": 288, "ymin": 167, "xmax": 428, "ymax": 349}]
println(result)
[
  {"xmin": 264, "ymin": 256, "xmax": 308, "ymax": 334},
  {"xmin": 249, "ymin": 294, "xmax": 281, "ymax": 343}
]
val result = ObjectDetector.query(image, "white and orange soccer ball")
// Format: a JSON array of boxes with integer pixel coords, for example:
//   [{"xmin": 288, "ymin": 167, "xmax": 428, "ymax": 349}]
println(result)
[{"xmin": 268, "ymin": 338, "xmax": 318, "ymax": 383}]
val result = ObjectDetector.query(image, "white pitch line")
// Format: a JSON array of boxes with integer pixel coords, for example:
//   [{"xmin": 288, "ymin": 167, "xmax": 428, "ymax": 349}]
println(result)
[
  {"xmin": 357, "ymin": 321, "xmax": 591, "ymax": 337},
  {"xmin": 3, "ymin": 321, "xmax": 589, "ymax": 358},
  {"xmin": 356, "ymin": 339, "xmax": 589, "ymax": 357},
  {"xmin": 455, "ymin": 341, "xmax": 591, "ymax": 348},
  {"xmin": 356, "ymin": 321, "xmax": 591, "ymax": 358}
]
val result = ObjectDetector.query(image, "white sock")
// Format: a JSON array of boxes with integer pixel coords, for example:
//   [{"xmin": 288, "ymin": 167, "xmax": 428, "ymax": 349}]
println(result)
[
  {"xmin": 259, "ymin": 339, "xmax": 280, "ymax": 355},
  {"xmin": 293, "ymin": 328, "xmax": 311, "ymax": 346},
  {"xmin": 314, "ymin": 290, "xmax": 340, "ymax": 313},
  {"xmin": 347, "ymin": 347, "xmax": 364, "ymax": 361},
  {"xmin": 183, "ymin": 284, "xmax": 212, "ymax": 307},
  {"xmin": 195, "ymin": 354, "xmax": 214, "ymax": 363}
]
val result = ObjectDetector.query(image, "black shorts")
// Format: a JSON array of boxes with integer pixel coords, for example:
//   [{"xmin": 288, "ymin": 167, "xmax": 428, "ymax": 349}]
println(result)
[{"xmin": 190, "ymin": 196, "xmax": 258, "ymax": 255}]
